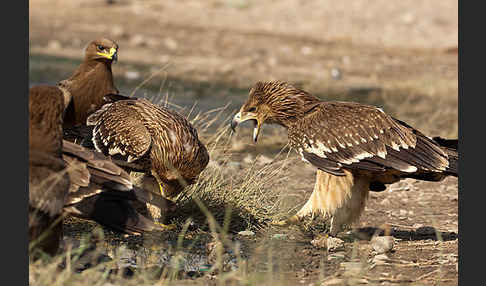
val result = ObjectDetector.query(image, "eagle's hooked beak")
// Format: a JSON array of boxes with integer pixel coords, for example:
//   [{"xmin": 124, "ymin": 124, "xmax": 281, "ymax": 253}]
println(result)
[
  {"xmin": 97, "ymin": 47, "xmax": 118, "ymax": 61},
  {"xmin": 231, "ymin": 111, "xmax": 261, "ymax": 143}
]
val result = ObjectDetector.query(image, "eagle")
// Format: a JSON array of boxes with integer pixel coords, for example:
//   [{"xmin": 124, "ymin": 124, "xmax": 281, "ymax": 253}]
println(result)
[
  {"xmin": 86, "ymin": 98, "xmax": 210, "ymax": 223},
  {"xmin": 58, "ymin": 37, "xmax": 120, "ymax": 130},
  {"xmin": 29, "ymin": 85, "xmax": 173, "ymax": 257},
  {"xmin": 29, "ymin": 85, "xmax": 70, "ymax": 257},
  {"xmin": 230, "ymin": 80, "xmax": 458, "ymax": 236}
]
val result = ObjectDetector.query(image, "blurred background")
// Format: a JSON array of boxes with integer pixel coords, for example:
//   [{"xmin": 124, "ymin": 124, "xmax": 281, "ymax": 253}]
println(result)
[{"xmin": 29, "ymin": 0, "xmax": 458, "ymax": 138}]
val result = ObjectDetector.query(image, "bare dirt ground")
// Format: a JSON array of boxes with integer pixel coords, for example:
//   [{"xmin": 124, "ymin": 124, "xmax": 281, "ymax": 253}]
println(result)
[{"xmin": 29, "ymin": 0, "xmax": 458, "ymax": 285}]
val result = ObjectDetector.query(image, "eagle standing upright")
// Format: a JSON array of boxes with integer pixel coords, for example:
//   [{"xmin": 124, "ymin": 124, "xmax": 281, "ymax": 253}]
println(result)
[
  {"xmin": 231, "ymin": 81, "xmax": 458, "ymax": 235},
  {"xmin": 59, "ymin": 37, "xmax": 120, "ymax": 130},
  {"xmin": 86, "ymin": 98, "xmax": 210, "ymax": 223}
]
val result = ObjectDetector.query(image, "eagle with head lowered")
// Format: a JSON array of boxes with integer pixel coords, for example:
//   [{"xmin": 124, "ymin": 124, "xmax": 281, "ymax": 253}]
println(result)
[
  {"xmin": 231, "ymin": 80, "xmax": 458, "ymax": 235},
  {"xmin": 86, "ymin": 98, "xmax": 210, "ymax": 223}
]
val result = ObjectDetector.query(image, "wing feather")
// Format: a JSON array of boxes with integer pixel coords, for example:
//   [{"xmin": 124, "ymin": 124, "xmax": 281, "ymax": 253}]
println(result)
[
  {"xmin": 87, "ymin": 101, "xmax": 152, "ymax": 162},
  {"xmin": 289, "ymin": 102, "xmax": 448, "ymax": 174}
]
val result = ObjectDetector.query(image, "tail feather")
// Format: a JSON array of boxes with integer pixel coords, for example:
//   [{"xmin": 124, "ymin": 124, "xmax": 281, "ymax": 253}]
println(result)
[{"xmin": 433, "ymin": 137, "xmax": 458, "ymax": 176}]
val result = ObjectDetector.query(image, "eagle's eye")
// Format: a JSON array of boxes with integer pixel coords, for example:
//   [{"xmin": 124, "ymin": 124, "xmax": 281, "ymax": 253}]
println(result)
[
  {"xmin": 248, "ymin": 107, "xmax": 256, "ymax": 112},
  {"xmin": 97, "ymin": 45, "xmax": 104, "ymax": 51}
]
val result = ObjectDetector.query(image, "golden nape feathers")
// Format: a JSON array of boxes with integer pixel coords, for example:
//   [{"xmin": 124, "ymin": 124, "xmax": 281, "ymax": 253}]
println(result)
[{"xmin": 232, "ymin": 80, "xmax": 458, "ymax": 235}]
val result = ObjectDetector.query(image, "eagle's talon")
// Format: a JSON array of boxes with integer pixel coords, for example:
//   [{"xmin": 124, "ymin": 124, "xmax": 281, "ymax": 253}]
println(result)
[
  {"xmin": 271, "ymin": 216, "xmax": 302, "ymax": 227},
  {"xmin": 155, "ymin": 222, "xmax": 177, "ymax": 231}
]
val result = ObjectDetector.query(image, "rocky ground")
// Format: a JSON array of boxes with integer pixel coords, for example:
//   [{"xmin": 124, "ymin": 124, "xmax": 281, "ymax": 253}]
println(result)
[{"xmin": 29, "ymin": 0, "xmax": 458, "ymax": 285}]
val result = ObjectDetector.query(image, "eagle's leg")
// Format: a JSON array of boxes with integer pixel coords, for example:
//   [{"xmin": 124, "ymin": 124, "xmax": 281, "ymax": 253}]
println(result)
[
  {"xmin": 130, "ymin": 172, "xmax": 176, "ymax": 230},
  {"xmin": 328, "ymin": 173, "xmax": 370, "ymax": 236},
  {"xmin": 272, "ymin": 170, "xmax": 369, "ymax": 236},
  {"xmin": 272, "ymin": 169, "xmax": 350, "ymax": 226}
]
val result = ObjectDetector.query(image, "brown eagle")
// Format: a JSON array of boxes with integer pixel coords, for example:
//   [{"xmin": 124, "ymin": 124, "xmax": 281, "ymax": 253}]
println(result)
[
  {"xmin": 59, "ymin": 37, "xmax": 120, "ymax": 129},
  {"xmin": 86, "ymin": 98, "xmax": 210, "ymax": 223},
  {"xmin": 29, "ymin": 85, "xmax": 70, "ymax": 257},
  {"xmin": 231, "ymin": 81, "xmax": 458, "ymax": 235},
  {"xmin": 29, "ymin": 85, "xmax": 172, "ymax": 257}
]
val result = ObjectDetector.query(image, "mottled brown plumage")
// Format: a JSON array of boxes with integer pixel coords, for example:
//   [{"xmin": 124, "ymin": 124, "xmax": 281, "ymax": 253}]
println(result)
[
  {"xmin": 86, "ymin": 98, "xmax": 210, "ymax": 220},
  {"xmin": 29, "ymin": 85, "xmax": 171, "ymax": 257},
  {"xmin": 231, "ymin": 80, "xmax": 458, "ymax": 235},
  {"xmin": 59, "ymin": 38, "xmax": 120, "ymax": 129}
]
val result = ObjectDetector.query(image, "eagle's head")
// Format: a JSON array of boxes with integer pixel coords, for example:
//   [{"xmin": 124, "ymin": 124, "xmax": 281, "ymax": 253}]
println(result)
[
  {"xmin": 231, "ymin": 80, "xmax": 320, "ymax": 142},
  {"xmin": 84, "ymin": 38, "xmax": 119, "ymax": 63}
]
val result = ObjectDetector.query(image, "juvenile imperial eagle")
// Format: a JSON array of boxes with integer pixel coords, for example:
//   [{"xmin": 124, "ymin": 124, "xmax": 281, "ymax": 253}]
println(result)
[
  {"xmin": 231, "ymin": 81, "xmax": 458, "ymax": 235},
  {"xmin": 86, "ymin": 98, "xmax": 210, "ymax": 223},
  {"xmin": 29, "ymin": 85, "xmax": 172, "ymax": 257}
]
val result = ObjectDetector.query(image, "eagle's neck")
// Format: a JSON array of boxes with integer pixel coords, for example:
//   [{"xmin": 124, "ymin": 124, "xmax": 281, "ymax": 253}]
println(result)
[
  {"xmin": 270, "ymin": 94, "xmax": 321, "ymax": 128},
  {"xmin": 63, "ymin": 60, "xmax": 117, "ymax": 126},
  {"xmin": 70, "ymin": 60, "xmax": 115, "ymax": 90}
]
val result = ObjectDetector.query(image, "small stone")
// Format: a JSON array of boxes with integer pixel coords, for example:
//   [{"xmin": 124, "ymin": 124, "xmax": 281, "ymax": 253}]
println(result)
[
  {"xmin": 327, "ymin": 251, "xmax": 346, "ymax": 261},
  {"xmin": 327, "ymin": 237, "xmax": 345, "ymax": 251},
  {"xmin": 371, "ymin": 236, "xmax": 394, "ymax": 254},
  {"xmin": 238, "ymin": 230, "xmax": 255, "ymax": 236},
  {"xmin": 311, "ymin": 236, "xmax": 344, "ymax": 251},
  {"xmin": 372, "ymin": 253, "xmax": 391, "ymax": 264}
]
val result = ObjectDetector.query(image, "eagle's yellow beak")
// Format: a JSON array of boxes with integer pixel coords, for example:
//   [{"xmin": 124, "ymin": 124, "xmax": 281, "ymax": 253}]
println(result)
[
  {"xmin": 231, "ymin": 111, "xmax": 261, "ymax": 143},
  {"xmin": 97, "ymin": 47, "xmax": 118, "ymax": 61}
]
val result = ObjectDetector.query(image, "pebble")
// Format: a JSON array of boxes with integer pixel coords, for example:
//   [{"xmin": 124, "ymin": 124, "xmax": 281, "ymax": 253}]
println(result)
[
  {"xmin": 372, "ymin": 254, "xmax": 391, "ymax": 264},
  {"xmin": 327, "ymin": 251, "xmax": 346, "ymax": 261},
  {"xmin": 311, "ymin": 236, "xmax": 344, "ymax": 251},
  {"xmin": 238, "ymin": 230, "xmax": 255, "ymax": 236},
  {"xmin": 370, "ymin": 236, "xmax": 394, "ymax": 254}
]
